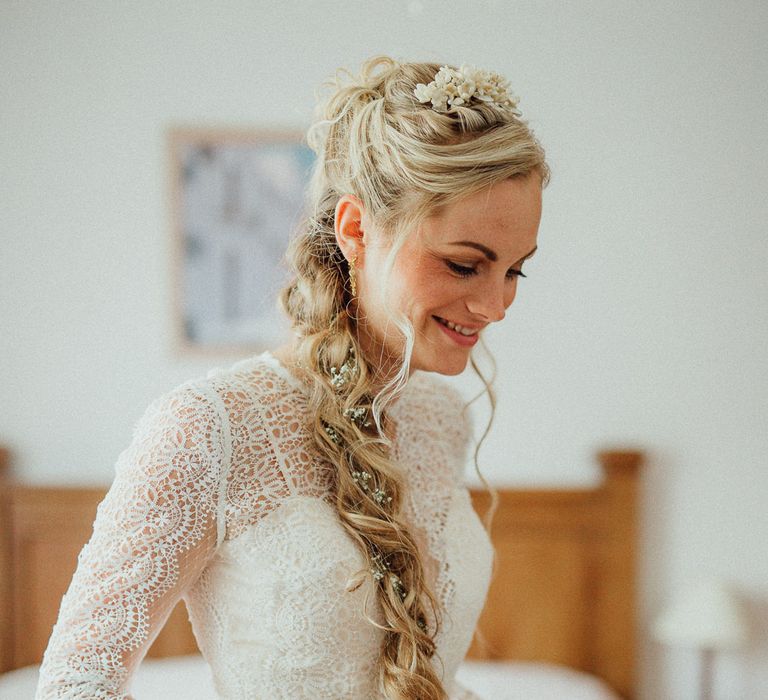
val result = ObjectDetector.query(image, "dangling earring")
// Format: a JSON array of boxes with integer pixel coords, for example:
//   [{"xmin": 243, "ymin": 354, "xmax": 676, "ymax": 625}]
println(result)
[{"xmin": 349, "ymin": 255, "xmax": 358, "ymax": 297}]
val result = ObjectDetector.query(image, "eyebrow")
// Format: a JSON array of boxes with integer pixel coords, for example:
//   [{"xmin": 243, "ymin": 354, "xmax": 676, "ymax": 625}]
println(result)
[{"xmin": 447, "ymin": 241, "xmax": 538, "ymax": 265}]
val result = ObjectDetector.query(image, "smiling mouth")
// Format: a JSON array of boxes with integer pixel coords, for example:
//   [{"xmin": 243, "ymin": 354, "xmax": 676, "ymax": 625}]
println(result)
[{"xmin": 433, "ymin": 316, "xmax": 482, "ymax": 337}]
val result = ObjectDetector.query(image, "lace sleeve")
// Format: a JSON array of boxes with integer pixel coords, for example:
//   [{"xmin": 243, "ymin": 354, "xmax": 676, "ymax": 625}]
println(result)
[{"xmin": 35, "ymin": 381, "xmax": 231, "ymax": 700}]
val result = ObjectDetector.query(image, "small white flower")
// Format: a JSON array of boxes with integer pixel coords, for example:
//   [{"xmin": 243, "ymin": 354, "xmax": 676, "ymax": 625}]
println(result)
[
  {"xmin": 435, "ymin": 65, "xmax": 454, "ymax": 85},
  {"xmin": 432, "ymin": 94, "xmax": 449, "ymax": 112},
  {"xmin": 413, "ymin": 63, "xmax": 519, "ymax": 113},
  {"xmin": 457, "ymin": 80, "xmax": 475, "ymax": 101},
  {"xmin": 414, "ymin": 83, "xmax": 431, "ymax": 101}
]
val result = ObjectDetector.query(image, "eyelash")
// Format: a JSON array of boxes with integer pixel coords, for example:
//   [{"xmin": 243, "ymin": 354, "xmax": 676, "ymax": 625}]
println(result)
[{"xmin": 446, "ymin": 260, "xmax": 527, "ymax": 279}]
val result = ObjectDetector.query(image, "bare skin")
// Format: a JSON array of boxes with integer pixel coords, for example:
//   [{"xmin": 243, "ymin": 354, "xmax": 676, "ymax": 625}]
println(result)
[{"xmin": 273, "ymin": 174, "xmax": 542, "ymax": 382}]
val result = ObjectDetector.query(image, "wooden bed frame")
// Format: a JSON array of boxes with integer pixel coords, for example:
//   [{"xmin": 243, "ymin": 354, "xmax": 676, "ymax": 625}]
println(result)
[{"xmin": 0, "ymin": 446, "xmax": 642, "ymax": 698}]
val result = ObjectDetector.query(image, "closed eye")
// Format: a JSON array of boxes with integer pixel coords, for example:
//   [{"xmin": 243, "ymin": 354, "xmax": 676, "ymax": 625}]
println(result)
[
  {"xmin": 445, "ymin": 260, "xmax": 527, "ymax": 279},
  {"xmin": 446, "ymin": 261, "xmax": 476, "ymax": 277}
]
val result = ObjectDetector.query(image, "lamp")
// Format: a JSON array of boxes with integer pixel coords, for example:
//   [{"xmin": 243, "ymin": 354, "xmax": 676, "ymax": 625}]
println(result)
[{"xmin": 652, "ymin": 579, "xmax": 749, "ymax": 700}]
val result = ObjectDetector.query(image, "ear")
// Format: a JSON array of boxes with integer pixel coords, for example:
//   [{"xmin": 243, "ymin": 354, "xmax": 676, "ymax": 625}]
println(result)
[{"xmin": 334, "ymin": 194, "xmax": 367, "ymax": 264}]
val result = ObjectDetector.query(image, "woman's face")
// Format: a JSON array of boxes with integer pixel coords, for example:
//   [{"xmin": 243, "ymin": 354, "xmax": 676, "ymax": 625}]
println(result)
[{"xmin": 355, "ymin": 174, "xmax": 543, "ymax": 376}]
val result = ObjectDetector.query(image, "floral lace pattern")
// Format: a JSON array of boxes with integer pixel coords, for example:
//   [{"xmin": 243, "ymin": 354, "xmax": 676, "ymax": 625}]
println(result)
[{"xmin": 35, "ymin": 352, "xmax": 493, "ymax": 699}]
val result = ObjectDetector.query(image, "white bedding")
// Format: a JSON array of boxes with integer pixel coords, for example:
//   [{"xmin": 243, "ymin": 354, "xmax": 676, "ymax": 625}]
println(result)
[
  {"xmin": 455, "ymin": 659, "xmax": 620, "ymax": 699},
  {"xmin": 0, "ymin": 654, "xmax": 621, "ymax": 699}
]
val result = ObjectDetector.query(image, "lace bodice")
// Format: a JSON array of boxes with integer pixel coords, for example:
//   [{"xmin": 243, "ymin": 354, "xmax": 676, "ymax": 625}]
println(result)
[{"xmin": 35, "ymin": 352, "xmax": 494, "ymax": 699}]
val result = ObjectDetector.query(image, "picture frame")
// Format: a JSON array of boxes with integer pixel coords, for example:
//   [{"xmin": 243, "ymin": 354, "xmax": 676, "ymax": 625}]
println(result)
[{"xmin": 168, "ymin": 127, "xmax": 315, "ymax": 355}]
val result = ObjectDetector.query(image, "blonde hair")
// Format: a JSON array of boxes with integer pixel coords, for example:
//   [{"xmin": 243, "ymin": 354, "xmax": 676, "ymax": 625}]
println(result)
[{"xmin": 278, "ymin": 55, "xmax": 548, "ymax": 699}]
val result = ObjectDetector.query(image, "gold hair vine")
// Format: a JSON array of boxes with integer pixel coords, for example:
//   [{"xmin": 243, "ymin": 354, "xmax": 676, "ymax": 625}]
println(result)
[
  {"xmin": 369, "ymin": 552, "xmax": 429, "ymax": 633},
  {"xmin": 343, "ymin": 406, "xmax": 371, "ymax": 427},
  {"xmin": 352, "ymin": 469, "xmax": 393, "ymax": 507},
  {"xmin": 329, "ymin": 351, "xmax": 357, "ymax": 390}
]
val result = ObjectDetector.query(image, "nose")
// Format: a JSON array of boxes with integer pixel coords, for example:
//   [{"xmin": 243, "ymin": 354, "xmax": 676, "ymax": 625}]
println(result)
[{"xmin": 465, "ymin": 278, "xmax": 515, "ymax": 323}]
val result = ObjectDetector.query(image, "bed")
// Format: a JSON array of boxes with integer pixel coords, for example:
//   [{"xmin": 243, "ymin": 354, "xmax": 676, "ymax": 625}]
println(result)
[{"xmin": 0, "ymin": 445, "xmax": 642, "ymax": 699}]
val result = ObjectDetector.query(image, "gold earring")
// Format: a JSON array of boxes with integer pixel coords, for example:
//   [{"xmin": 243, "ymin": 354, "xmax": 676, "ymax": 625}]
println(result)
[{"xmin": 349, "ymin": 255, "xmax": 357, "ymax": 296}]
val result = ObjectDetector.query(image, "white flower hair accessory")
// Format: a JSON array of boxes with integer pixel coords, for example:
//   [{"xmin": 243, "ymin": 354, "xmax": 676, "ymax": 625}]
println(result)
[{"xmin": 413, "ymin": 64, "xmax": 519, "ymax": 113}]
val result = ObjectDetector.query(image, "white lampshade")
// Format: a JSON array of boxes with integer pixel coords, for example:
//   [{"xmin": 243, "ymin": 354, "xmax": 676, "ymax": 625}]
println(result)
[{"xmin": 652, "ymin": 579, "xmax": 749, "ymax": 649}]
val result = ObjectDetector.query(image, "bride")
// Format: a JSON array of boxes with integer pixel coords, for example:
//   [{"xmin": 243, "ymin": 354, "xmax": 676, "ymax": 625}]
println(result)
[{"xmin": 36, "ymin": 55, "xmax": 547, "ymax": 700}]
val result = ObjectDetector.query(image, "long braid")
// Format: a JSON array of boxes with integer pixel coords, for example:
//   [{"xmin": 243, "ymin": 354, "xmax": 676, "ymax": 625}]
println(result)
[{"xmin": 280, "ymin": 216, "xmax": 444, "ymax": 697}]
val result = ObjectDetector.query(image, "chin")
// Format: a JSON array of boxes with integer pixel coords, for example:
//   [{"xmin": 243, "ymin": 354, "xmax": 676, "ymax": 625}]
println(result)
[
  {"xmin": 411, "ymin": 350, "xmax": 470, "ymax": 376},
  {"xmin": 436, "ymin": 362, "xmax": 468, "ymax": 376}
]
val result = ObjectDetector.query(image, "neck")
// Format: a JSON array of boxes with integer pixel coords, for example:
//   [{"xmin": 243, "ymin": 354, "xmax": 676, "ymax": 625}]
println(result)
[
  {"xmin": 352, "ymin": 305, "xmax": 414, "ymax": 384},
  {"xmin": 272, "ymin": 329, "xmax": 411, "ymax": 397}
]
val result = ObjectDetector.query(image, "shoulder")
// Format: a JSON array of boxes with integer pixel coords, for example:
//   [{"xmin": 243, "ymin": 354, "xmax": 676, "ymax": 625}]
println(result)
[
  {"xmin": 129, "ymin": 352, "xmax": 289, "ymax": 449},
  {"xmin": 205, "ymin": 351, "xmax": 307, "ymax": 407},
  {"xmin": 406, "ymin": 371, "xmax": 466, "ymax": 418},
  {"xmin": 412, "ymin": 370, "xmax": 463, "ymax": 399},
  {"xmin": 401, "ymin": 371, "xmax": 472, "ymax": 459},
  {"xmin": 119, "ymin": 353, "xmax": 290, "ymax": 505},
  {"xmin": 147, "ymin": 352, "xmax": 291, "ymax": 416}
]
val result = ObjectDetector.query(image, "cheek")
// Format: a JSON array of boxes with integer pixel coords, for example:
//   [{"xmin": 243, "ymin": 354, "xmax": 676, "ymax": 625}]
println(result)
[
  {"xmin": 391, "ymin": 254, "xmax": 460, "ymax": 319},
  {"xmin": 393, "ymin": 260, "xmax": 431, "ymax": 307},
  {"xmin": 413, "ymin": 279, "xmax": 463, "ymax": 319}
]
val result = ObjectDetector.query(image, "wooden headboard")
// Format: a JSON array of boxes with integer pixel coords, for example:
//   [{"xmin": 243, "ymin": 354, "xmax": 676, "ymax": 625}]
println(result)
[{"xmin": 0, "ymin": 447, "xmax": 642, "ymax": 698}]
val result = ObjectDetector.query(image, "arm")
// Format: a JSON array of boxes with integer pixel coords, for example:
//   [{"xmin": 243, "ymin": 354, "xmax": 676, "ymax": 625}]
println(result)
[{"xmin": 35, "ymin": 382, "xmax": 230, "ymax": 699}]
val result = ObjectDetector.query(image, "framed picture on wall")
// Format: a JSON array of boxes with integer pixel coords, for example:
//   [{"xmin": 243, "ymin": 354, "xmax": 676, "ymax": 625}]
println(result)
[{"xmin": 169, "ymin": 127, "xmax": 315, "ymax": 355}]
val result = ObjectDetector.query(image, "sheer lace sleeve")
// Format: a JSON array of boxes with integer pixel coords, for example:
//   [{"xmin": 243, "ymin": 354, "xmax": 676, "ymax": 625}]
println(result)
[{"xmin": 35, "ymin": 381, "xmax": 231, "ymax": 700}]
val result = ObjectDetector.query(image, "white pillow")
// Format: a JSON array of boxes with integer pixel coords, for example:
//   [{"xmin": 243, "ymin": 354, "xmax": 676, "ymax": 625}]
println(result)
[
  {"xmin": 455, "ymin": 659, "xmax": 622, "ymax": 700},
  {"xmin": 0, "ymin": 655, "xmax": 216, "ymax": 700}
]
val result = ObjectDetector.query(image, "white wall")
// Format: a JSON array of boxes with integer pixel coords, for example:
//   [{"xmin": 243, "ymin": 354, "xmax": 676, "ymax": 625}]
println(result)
[{"xmin": 2, "ymin": 2, "xmax": 766, "ymax": 698}]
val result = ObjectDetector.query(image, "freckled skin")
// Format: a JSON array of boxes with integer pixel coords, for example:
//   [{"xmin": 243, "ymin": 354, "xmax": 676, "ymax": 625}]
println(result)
[
  {"xmin": 273, "ymin": 174, "xmax": 543, "ymax": 381},
  {"xmin": 356, "ymin": 175, "xmax": 543, "ymax": 377}
]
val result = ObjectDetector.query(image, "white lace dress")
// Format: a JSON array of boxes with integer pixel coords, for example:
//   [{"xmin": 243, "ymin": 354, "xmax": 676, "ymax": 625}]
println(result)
[{"xmin": 35, "ymin": 352, "xmax": 494, "ymax": 699}]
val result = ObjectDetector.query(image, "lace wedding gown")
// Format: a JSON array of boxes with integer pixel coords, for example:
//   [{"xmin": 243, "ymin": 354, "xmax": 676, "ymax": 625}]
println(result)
[{"xmin": 35, "ymin": 352, "xmax": 494, "ymax": 699}]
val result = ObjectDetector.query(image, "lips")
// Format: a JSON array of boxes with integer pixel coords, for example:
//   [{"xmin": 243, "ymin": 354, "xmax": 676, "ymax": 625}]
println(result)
[{"xmin": 433, "ymin": 316, "xmax": 480, "ymax": 347}]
